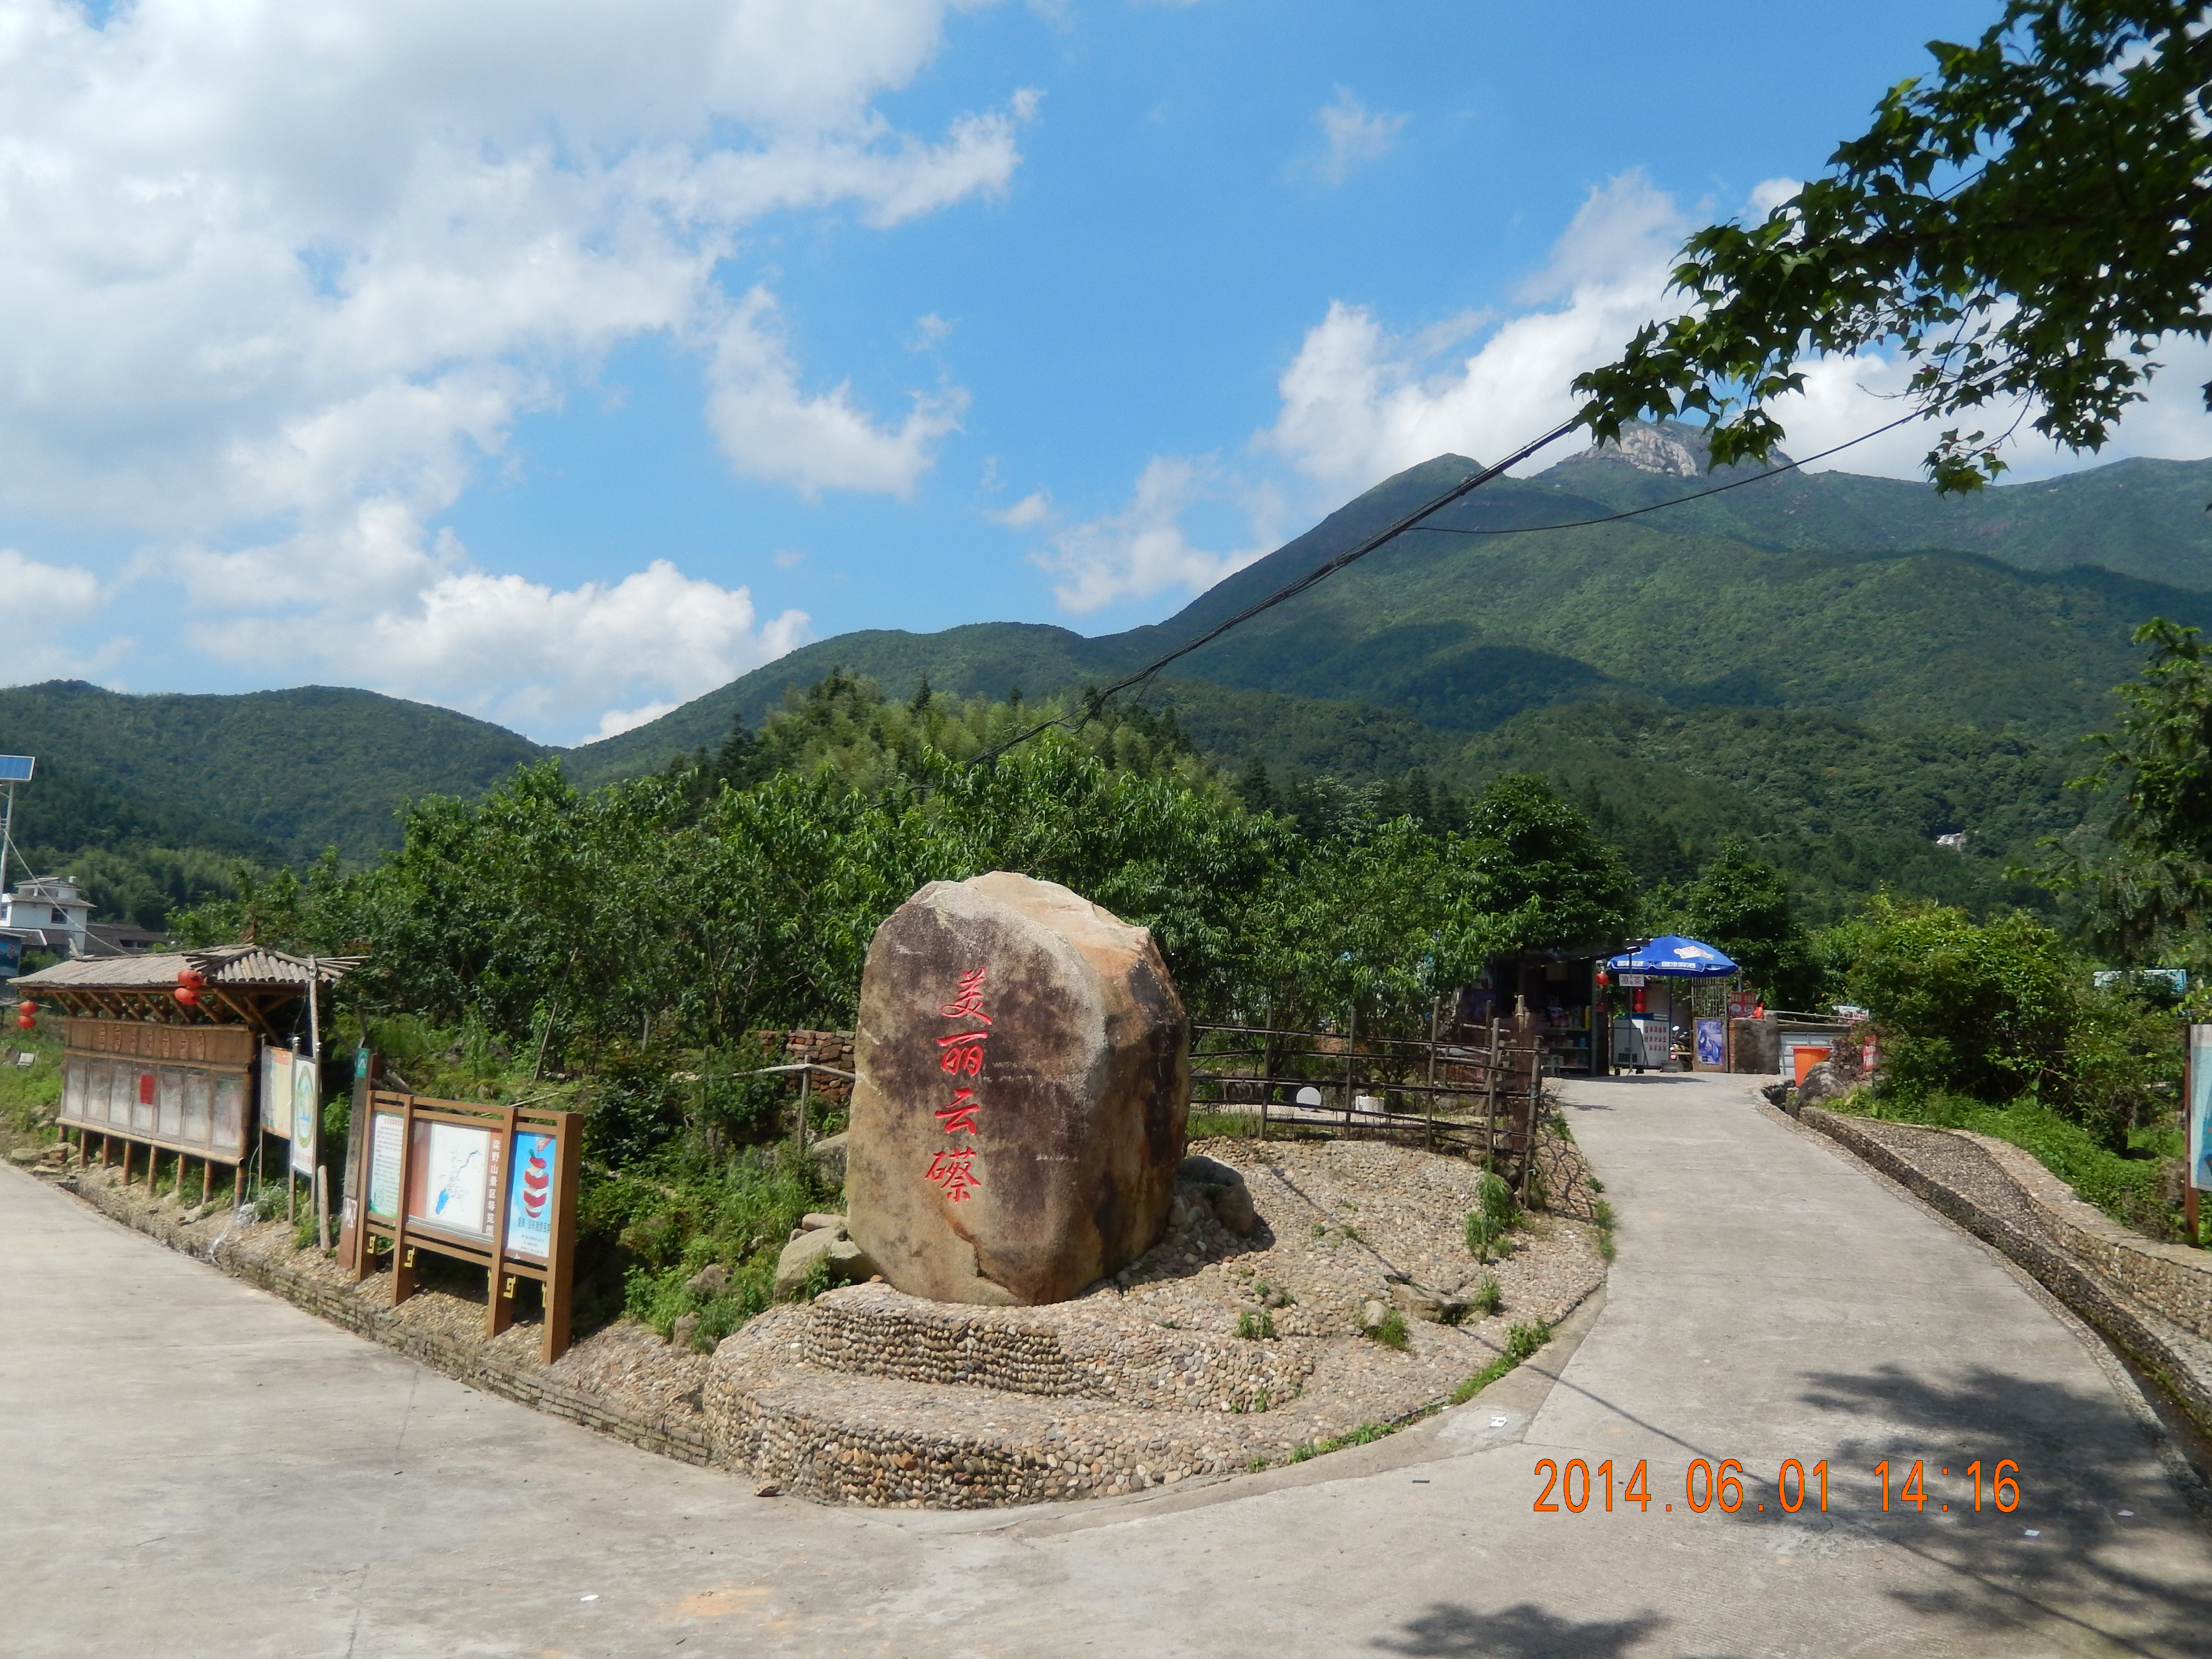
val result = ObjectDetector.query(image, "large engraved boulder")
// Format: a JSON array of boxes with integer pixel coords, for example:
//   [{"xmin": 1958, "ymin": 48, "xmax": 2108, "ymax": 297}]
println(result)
[{"xmin": 845, "ymin": 872, "xmax": 1189, "ymax": 1306}]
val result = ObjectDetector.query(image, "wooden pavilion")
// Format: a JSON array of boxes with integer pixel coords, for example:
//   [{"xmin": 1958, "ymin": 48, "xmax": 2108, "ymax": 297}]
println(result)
[{"xmin": 14, "ymin": 945, "xmax": 359, "ymax": 1201}]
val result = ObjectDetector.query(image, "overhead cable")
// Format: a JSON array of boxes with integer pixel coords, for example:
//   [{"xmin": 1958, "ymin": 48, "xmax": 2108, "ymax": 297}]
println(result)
[{"xmin": 956, "ymin": 406, "xmax": 1926, "ymax": 769}]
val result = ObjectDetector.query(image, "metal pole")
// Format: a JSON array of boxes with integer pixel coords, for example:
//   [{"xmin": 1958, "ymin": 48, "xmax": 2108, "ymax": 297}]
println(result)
[
  {"xmin": 1342, "ymin": 1002, "xmax": 1357, "ymax": 1131},
  {"xmin": 0, "ymin": 780, "xmax": 14, "ymax": 898},
  {"xmin": 1484, "ymin": 1015, "xmax": 1500, "ymax": 1172},
  {"xmin": 1425, "ymin": 994, "xmax": 1440, "ymax": 1153},
  {"xmin": 1259, "ymin": 1002, "xmax": 1274, "ymax": 1143}
]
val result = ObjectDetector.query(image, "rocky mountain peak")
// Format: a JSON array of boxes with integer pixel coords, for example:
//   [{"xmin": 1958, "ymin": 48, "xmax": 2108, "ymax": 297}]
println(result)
[{"xmin": 1559, "ymin": 418, "xmax": 1793, "ymax": 479}]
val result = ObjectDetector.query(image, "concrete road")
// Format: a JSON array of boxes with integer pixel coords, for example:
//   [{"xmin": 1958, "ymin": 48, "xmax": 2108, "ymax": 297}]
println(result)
[{"xmin": 4, "ymin": 1074, "xmax": 2207, "ymax": 1659}]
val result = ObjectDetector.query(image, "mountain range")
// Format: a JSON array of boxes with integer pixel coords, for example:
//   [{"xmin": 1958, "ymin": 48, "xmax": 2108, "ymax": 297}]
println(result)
[{"xmin": 7, "ymin": 423, "xmax": 2208, "ymax": 925}]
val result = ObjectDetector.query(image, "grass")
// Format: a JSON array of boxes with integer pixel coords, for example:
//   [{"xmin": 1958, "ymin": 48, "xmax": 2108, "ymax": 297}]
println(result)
[
  {"xmin": 1186, "ymin": 1110, "xmax": 1263, "ymax": 1139},
  {"xmin": 1463, "ymin": 1170, "xmax": 1520, "ymax": 1262},
  {"xmin": 1467, "ymin": 1275, "xmax": 1503, "ymax": 1317},
  {"xmin": 0, "ymin": 1021, "xmax": 63, "ymax": 1152},
  {"xmin": 1592, "ymin": 1199, "xmax": 1617, "ymax": 1261},
  {"xmin": 1289, "ymin": 1421, "xmax": 1396, "ymax": 1462},
  {"xmin": 1450, "ymin": 1319, "xmax": 1554, "ymax": 1406},
  {"xmin": 1364, "ymin": 1308, "xmax": 1410, "ymax": 1350},
  {"xmin": 1826, "ymin": 1086, "xmax": 2192, "ymax": 1244},
  {"xmin": 1236, "ymin": 1308, "xmax": 1276, "ymax": 1340}
]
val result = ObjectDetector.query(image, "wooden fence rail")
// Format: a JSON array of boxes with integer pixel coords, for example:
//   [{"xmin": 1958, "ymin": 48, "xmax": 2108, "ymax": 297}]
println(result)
[{"xmin": 1189, "ymin": 1016, "xmax": 1547, "ymax": 1190}]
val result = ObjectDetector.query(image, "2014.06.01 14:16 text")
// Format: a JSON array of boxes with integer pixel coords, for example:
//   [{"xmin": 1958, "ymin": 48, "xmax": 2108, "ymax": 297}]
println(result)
[{"xmin": 1532, "ymin": 1458, "xmax": 2022, "ymax": 1515}]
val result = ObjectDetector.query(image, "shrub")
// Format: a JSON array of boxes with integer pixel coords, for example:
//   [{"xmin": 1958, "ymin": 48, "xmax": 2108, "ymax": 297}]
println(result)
[
  {"xmin": 1464, "ymin": 1170, "xmax": 1520, "ymax": 1261},
  {"xmin": 1846, "ymin": 894, "xmax": 2176, "ymax": 1148},
  {"xmin": 1366, "ymin": 1308, "xmax": 1410, "ymax": 1350},
  {"xmin": 1236, "ymin": 1308, "xmax": 1276, "ymax": 1340}
]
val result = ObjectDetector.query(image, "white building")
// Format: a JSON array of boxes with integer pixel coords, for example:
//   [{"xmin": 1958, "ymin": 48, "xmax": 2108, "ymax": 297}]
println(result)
[{"xmin": 0, "ymin": 874, "xmax": 94, "ymax": 957}]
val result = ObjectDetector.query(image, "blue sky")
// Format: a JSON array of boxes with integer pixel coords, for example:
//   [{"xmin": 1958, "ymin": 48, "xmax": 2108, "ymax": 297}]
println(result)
[{"xmin": 3, "ymin": 0, "xmax": 2206, "ymax": 743}]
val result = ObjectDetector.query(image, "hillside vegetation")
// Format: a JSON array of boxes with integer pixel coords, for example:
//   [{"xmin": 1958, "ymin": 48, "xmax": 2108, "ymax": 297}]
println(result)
[{"xmin": 5, "ymin": 432, "xmax": 2209, "ymax": 931}]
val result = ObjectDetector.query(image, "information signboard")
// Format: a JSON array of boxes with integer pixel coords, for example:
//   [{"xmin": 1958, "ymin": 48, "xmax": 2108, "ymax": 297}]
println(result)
[
  {"xmin": 350, "ymin": 1092, "xmax": 580, "ymax": 1362},
  {"xmin": 55, "ymin": 1047, "xmax": 252, "ymax": 1164},
  {"xmin": 290, "ymin": 1055, "xmax": 319, "ymax": 1177},
  {"xmin": 2189, "ymin": 1024, "xmax": 2212, "ymax": 1194},
  {"xmin": 260, "ymin": 1045, "xmax": 293, "ymax": 1139}
]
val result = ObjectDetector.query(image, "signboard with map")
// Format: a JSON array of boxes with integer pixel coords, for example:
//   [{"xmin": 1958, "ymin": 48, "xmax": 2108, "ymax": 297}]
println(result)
[{"xmin": 348, "ymin": 1091, "xmax": 581, "ymax": 1362}]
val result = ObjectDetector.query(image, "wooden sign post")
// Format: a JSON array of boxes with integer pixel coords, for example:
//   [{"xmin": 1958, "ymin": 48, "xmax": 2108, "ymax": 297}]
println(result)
[{"xmin": 349, "ymin": 1091, "xmax": 582, "ymax": 1363}]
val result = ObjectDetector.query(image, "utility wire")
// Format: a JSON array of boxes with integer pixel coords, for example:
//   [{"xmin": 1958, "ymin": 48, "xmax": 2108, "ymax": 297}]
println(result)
[
  {"xmin": 1400, "ymin": 408, "xmax": 1923, "ymax": 541},
  {"xmin": 964, "ymin": 415, "xmax": 1585, "ymax": 766},
  {"xmin": 943, "ymin": 404, "xmax": 1926, "ymax": 772}
]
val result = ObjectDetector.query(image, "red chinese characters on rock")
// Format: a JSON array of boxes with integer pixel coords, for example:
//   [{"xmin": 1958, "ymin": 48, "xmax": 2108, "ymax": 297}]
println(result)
[
  {"xmin": 925, "ymin": 1144, "xmax": 980, "ymax": 1203},
  {"xmin": 925, "ymin": 967, "xmax": 990, "ymax": 1201}
]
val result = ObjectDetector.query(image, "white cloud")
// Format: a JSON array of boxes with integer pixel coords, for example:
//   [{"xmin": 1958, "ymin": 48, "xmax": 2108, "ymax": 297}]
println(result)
[
  {"xmin": 0, "ymin": 0, "xmax": 1022, "ymax": 726},
  {"xmin": 192, "ymin": 554, "xmax": 809, "ymax": 739},
  {"xmin": 1018, "ymin": 457, "xmax": 1282, "ymax": 613},
  {"xmin": 704, "ymin": 287, "xmax": 968, "ymax": 498},
  {"xmin": 1299, "ymin": 88, "xmax": 1409, "ymax": 187},
  {"xmin": 0, "ymin": 549, "xmax": 127, "ymax": 681},
  {"xmin": 1258, "ymin": 169, "xmax": 2212, "ymax": 493},
  {"xmin": 591, "ymin": 702, "xmax": 679, "ymax": 741},
  {"xmin": 990, "ymin": 489, "xmax": 1054, "ymax": 529},
  {"xmin": 0, "ymin": 549, "xmax": 102, "ymax": 618},
  {"xmin": 1260, "ymin": 173, "xmax": 1686, "ymax": 489}
]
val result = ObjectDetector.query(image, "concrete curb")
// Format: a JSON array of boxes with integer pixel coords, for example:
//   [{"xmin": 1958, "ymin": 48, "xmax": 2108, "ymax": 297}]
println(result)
[{"xmin": 1800, "ymin": 1106, "xmax": 2212, "ymax": 1443}]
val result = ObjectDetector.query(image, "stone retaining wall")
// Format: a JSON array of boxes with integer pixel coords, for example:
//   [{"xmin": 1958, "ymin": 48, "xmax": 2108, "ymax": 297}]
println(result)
[
  {"xmin": 801, "ymin": 1280, "xmax": 1313, "ymax": 1410},
  {"xmin": 753, "ymin": 1029, "xmax": 856, "ymax": 1102},
  {"xmin": 1802, "ymin": 1107, "xmax": 2212, "ymax": 1440}
]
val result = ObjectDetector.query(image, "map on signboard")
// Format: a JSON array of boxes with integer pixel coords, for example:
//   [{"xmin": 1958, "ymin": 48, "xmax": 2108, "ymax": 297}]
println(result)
[
  {"xmin": 409, "ymin": 1121, "xmax": 495, "ymax": 1242},
  {"xmin": 504, "ymin": 1131, "xmax": 557, "ymax": 1261},
  {"xmin": 367, "ymin": 1113, "xmax": 404, "ymax": 1220}
]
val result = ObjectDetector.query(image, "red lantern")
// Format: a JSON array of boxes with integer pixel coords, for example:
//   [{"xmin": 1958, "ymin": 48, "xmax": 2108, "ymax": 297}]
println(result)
[
  {"xmin": 15, "ymin": 1013, "xmax": 33, "ymax": 1029},
  {"xmin": 176, "ymin": 967, "xmax": 206, "ymax": 990},
  {"xmin": 15, "ymin": 999, "xmax": 33, "ymax": 1016},
  {"xmin": 173, "ymin": 985, "xmax": 201, "ymax": 1007}
]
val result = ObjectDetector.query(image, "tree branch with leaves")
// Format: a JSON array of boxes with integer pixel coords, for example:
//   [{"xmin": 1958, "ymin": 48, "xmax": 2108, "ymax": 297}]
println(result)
[{"xmin": 1574, "ymin": 1, "xmax": 2212, "ymax": 492}]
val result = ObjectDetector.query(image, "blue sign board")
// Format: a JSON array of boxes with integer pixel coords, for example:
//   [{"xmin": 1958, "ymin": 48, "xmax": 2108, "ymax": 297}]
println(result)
[{"xmin": 0, "ymin": 755, "xmax": 33, "ymax": 783}]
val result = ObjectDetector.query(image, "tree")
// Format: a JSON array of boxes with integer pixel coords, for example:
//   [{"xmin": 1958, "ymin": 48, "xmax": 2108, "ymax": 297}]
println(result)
[
  {"xmin": 1843, "ymin": 893, "xmax": 2163, "ymax": 1145},
  {"xmin": 2037, "ymin": 618, "xmax": 2212, "ymax": 962},
  {"xmin": 1679, "ymin": 838, "xmax": 1823, "ymax": 1007},
  {"xmin": 1574, "ymin": 2, "xmax": 2212, "ymax": 492},
  {"xmin": 1463, "ymin": 774, "xmax": 1639, "ymax": 952}
]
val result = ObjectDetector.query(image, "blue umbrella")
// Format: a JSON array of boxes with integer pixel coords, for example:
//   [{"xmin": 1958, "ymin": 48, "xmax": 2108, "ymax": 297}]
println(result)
[{"xmin": 1605, "ymin": 935, "xmax": 1739, "ymax": 978}]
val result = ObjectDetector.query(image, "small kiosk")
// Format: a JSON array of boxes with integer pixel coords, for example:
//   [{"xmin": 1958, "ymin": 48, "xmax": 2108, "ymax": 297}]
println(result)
[
  {"xmin": 14, "ymin": 946, "xmax": 356, "ymax": 1205},
  {"xmin": 1456, "ymin": 946, "xmax": 1613, "ymax": 1077},
  {"xmin": 1602, "ymin": 935, "xmax": 1738, "ymax": 1073}
]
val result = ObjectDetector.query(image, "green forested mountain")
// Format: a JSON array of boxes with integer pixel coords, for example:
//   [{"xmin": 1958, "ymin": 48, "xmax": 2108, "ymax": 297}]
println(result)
[
  {"xmin": 565, "ymin": 435, "xmax": 2208, "ymax": 919},
  {"xmin": 0, "ymin": 682, "xmax": 549, "ymax": 863},
  {"xmin": 575, "ymin": 435, "xmax": 2212, "ymax": 788},
  {"xmin": 8, "ymin": 430, "xmax": 2210, "ymax": 927}
]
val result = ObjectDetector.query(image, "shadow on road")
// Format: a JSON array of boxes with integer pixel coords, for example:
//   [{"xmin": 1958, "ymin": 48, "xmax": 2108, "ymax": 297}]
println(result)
[
  {"xmin": 1790, "ymin": 1361, "xmax": 2212, "ymax": 1654},
  {"xmin": 1373, "ymin": 1602, "xmax": 1681, "ymax": 1658}
]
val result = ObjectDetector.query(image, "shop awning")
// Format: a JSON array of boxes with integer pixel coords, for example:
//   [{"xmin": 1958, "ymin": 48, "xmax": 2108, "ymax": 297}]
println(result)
[{"xmin": 1604, "ymin": 935, "xmax": 1738, "ymax": 978}]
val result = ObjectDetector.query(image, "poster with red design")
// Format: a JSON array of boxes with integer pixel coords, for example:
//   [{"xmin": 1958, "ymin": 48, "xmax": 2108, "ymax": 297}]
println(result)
[{"xmin": 504, "ymin": 1130, "xmax": 558, "ymax": 1261}]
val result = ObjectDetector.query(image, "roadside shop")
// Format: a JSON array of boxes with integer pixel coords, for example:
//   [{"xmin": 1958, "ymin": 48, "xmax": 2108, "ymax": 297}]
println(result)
[{"xmin": 1601, "ymin": 935, "xmax": 1739, "ymax": 1072}]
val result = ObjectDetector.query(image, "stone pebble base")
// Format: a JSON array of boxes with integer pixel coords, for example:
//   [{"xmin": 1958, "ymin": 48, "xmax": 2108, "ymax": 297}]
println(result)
[
  {"xmin": 708, "ymin": 1137, "xmax": 1608, "ymax": 1508},
  {"xmin": 19, "ymin": 1132, "xmax": 1605, "ymax": 1510},
  {"xmin": 1801, "ymin": 1106, "xmax": 2212, "ymax": 1442}
]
